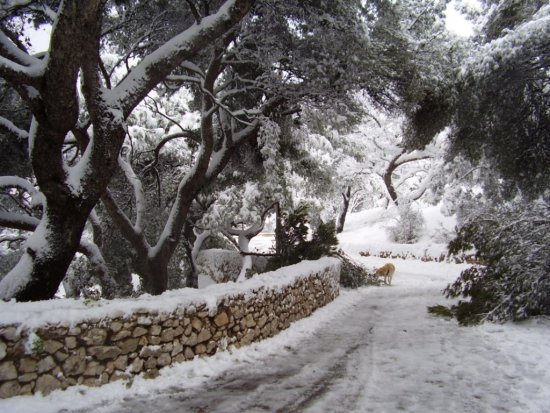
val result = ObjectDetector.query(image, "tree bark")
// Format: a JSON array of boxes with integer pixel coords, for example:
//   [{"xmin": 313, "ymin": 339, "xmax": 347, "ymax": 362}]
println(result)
[
  {"xmin": 335, "ymin": 186, "xmax": 351, "ymax": 233},
  {"xmin": 138, "ymin": 254, "xmax": 171, "ymax": 296},
  {"xmin": 0, "ymin": 1, "xmax": 106, "ymax": 301},
  {"xmin": 4, "ymin": 202, "xmax": 91, "ymax": 301},
  {"xmin": 383, "ymin": 154, "xmax": 401, "ymax": 206}
]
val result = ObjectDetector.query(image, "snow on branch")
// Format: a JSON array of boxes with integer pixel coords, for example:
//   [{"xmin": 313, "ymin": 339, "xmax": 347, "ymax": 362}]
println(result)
[
  {"xmin": 0, "ymin": 1, "xmax": 58, "ymax": 22},
  {"xmin": 0, "ymin": 212, "xmax": 115, "ymax": 295},
  {"xmin": 165, "ymin": 74, "xmax": 202, "ymax": 85},
  {"xmin": 0, "ymin": 210, "xmax": 40, "ymax": 232},
  {"xmin": 394, "ymin": 168, "xmax": 429, "ymax": 191},
  {"xmin": 463, "ymin": 5, "xmax": 550, "ymax": 79},
  {"xmin": 111, "ymin": 0, "xmax": 254, "ymax": 117},
  {"xmin": 0, "ymin": 30, "xmax": 40, "ymax": 67},
  {"xmin": 0, "ymin": 0, "xmax": 33, "ymax": 17},
  {"xmin": 0, "ymin": 176, "xmax": 44, "ymax": 207},
  {"xmin": 225, "ymin": 201, "xmax": 278, "ymax": 239},
  {"xmin": 180, "ymin": 60, "xmax": 206, "ymax": 77},
  {"xmin": 402, "ymin": 169, "xmax": 436, "ymax": 203},
  {"xmin": 0, "ymin": 21, "xmax": 46, "ymax": 84},
  {"xmin": 0, "ymin": 115, "xmax": 29, "ymax": 140},
  {"xmin": 191, "ymin": 228, "xmax": 211, "ymax": 263},
  {"xmin": 0, "ymin": 233, "xmax": 27, "ymax": 248},
  {"xmin": 0, "ymin": 55, "xmax": 44, "ymax": 85},
  {"xmin": 118, "ymin": 149, "xmax": 146, "ymax": 232},
  {"xmin": 394, "ymin": 149, "xmax": 433, "ymax": 166}
]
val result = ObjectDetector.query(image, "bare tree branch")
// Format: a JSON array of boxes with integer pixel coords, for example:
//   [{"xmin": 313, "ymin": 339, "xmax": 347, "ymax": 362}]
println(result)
[{"xmin": 145, "ymin": 95, "xmax": 189, "ymax": 134}]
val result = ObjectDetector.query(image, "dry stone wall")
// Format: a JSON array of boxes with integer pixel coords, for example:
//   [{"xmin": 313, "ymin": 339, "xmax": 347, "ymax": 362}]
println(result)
[{"xmin": 0, "ymin": 258, "xmax": 340, "ymax": 398}]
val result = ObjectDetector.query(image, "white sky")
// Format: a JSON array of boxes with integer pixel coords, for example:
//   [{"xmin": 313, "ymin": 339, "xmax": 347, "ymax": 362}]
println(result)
[
  {"xmin": 26, "ymin": 25, "xmax": 51, "ymax": 54},
  {"xmin": 445, "ymin": 0, "xmax": 476, "ymax": 37}
]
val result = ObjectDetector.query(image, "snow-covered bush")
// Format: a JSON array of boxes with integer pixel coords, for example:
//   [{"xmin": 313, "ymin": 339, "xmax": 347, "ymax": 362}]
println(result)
[
  {"xmin": 336, "ymin": 251, "xmax": 379, "ymax": 288},
  {"xmin": 386, "ymin": 204, "xmax": 425, "ymax": 244},
  {"xmin": 445, "ymin": 198, "xmax": 550, "ymax": 324},
  {"xmin": 195, "ymin": 249, "xmax": 242, "ymax": 283},
  {"xmin": 196, "ymin": 249, "xmax": 268, "ymax": 283}
]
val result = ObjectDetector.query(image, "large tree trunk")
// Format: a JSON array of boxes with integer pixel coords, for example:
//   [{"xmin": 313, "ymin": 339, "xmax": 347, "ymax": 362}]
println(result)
[
  {"xmin": 335, "ymin": 186, "xmax": 351, "ymax": 233},
  {"xmin": 236, "ymin": 234, "xmax": 254, "ymax": 282},
  {"xmin": 138, "ymin": 255, "xmax": 170, "ymax": 296},
  {"xmin": 1, "ymin": 202, "xmax": 93, "ymax": 301}
]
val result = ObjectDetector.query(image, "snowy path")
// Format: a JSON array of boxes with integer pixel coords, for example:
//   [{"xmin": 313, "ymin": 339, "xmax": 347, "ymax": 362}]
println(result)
[{"xmin": 60, "ymin": 259, "xmax": 549, "ymax": 413}]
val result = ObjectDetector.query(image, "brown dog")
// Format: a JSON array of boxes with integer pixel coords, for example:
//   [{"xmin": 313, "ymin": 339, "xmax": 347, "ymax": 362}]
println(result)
[{"xmin": 375, "ymin": 263, "xmax": 395, "ymax": 285}]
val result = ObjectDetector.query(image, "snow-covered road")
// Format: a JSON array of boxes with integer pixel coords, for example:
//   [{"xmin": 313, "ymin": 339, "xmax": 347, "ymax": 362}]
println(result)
[{"xmin": 55, "ymin": 259, "xmax": 548, "ymax": 413}]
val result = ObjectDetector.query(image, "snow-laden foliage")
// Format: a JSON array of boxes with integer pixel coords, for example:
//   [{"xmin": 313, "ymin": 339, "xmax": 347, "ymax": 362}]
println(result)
[
  {"xmin": 288, "ymin": 94, "xmax": 450, "ymax": 236},
  {"xmin": 386, "ymin": 203, "xmax": 425, "ymax": 244},
  {"xmin": 446, "ymin": 198, "xmax": 550, "ymax": 324},
  {"xmin": 451, "ymin": 1, "xmax": 550, "ymax": 200},
  {"xmin": 0, "ymin": 0, "xmax": 485, "ymax": 300},
  {"xmin": 435, "ymin": 0, "xmax": 550, "ymax": 324},
  {"xmin": 198, "ymin": 118, "xmax": 283, "ymax": 233}
]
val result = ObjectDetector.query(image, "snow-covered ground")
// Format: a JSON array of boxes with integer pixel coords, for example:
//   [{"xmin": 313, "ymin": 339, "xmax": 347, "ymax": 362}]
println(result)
[{"xmin": 2, "ymin": 207, "xmax": 550, "ymax": 412}]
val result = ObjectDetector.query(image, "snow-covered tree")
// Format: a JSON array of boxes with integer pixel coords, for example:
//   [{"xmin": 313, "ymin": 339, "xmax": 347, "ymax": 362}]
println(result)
[
  {"xmin": 328, "ymin": 96, "xmax": 448, "ymax": 234},
  {"xmin": 442, "ymin": 1, "xmax": 550, "ymax": 322},
  {"xmin": 450, "ymin": 1, "xmax": 550, "ymax": 200},
  {"xmin": 91, "ymin": 0, "xmax": 414, "ymax": 295},
  {"xmin": 0, "ymin": 0, "xmax": 255, "ymax": 301}
]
